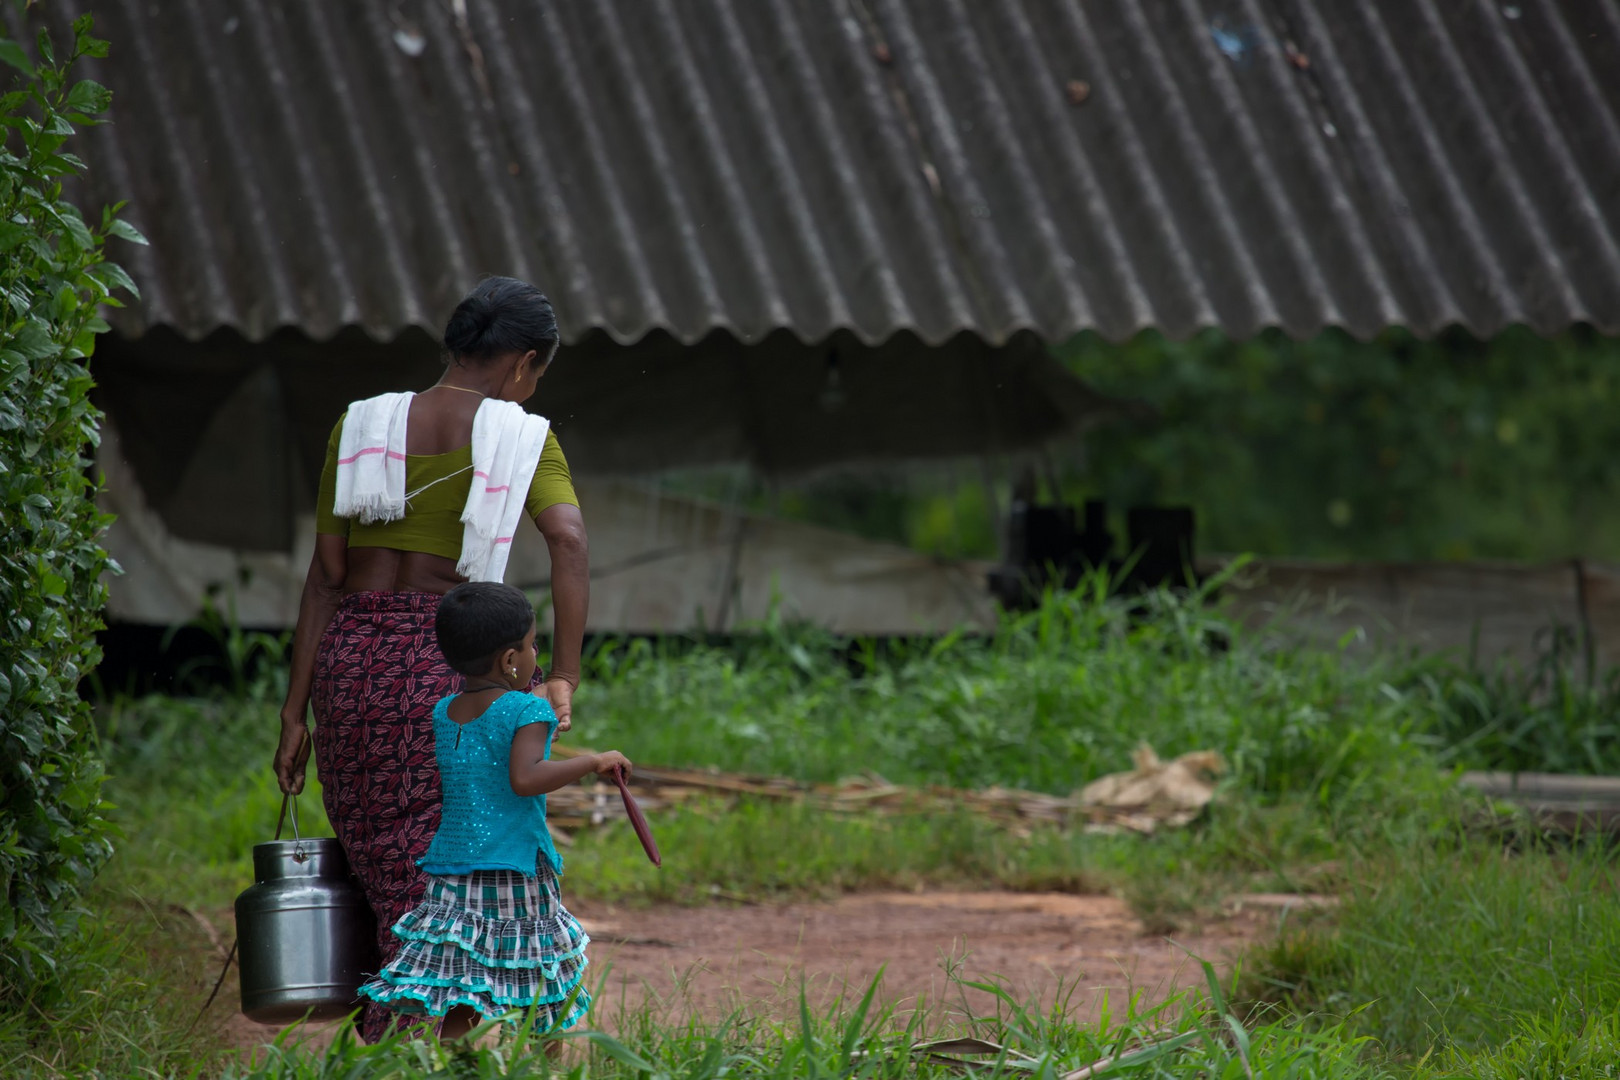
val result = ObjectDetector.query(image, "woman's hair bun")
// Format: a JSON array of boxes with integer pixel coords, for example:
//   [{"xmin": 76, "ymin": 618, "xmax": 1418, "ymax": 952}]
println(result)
[
  {"xmin": 443, "ymin": 276, "xmax": 559, "ymax": 363},
  {"xmin": 443, "ymin": 294, "xmax": 495, "ymax": 354}
]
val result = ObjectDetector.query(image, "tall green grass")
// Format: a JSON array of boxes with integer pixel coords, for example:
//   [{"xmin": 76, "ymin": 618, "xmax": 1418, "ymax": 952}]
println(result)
[
  {"xmin": 88, "ymin": 576, "xmax": 1539, "ymax": 924},
  {"xmin": 576, "ymin": 579, "xmax": 1440, "ymax": 802},
  {"xmin": 1252, "ymin": 833, "xmax": 1620, "ymax": 1061},
  {"xmin": 90, "ymin": 578, "xmax": 1479, "ymax": 917},
  {"xmin": 1406, "ymin": 626, "xmax": 1620, "ymax": 775},
  {"xmin": 221, "ymin": 967, "xmax": 1398, "ymax": 1080},
  {"xmin": 1424, "ymin": 1007, "xmax": 1620, "ymax": 1079},
  {"xmin": 92, "ymin": 693, "xmax": 1393, "ymax": 924},
  {"xmin": 0, "ymin": 889, "xmax": 226, "ymax": 1079}
]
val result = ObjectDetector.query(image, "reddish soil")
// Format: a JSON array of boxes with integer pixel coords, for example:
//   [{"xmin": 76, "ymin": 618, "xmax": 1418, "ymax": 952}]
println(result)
[
  {"xmin": 221, "ymin": 890, "xmax": 1299, "ymax": 1057},
  {"xmin": 575, "ymin": 891, "xmax": 1274, "ymax": 1027}
]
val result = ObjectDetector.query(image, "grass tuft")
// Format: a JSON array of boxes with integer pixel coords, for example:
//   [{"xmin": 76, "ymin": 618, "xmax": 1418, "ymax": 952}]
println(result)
[{"xmin": 1248, "ymin": 833, "xmax": 1620, "ymax": 1060}]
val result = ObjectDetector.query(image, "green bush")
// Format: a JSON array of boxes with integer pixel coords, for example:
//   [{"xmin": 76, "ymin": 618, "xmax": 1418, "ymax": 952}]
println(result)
[{"xmin": 0, "ymin": 13, "xmax": 140, "ymax": 988}]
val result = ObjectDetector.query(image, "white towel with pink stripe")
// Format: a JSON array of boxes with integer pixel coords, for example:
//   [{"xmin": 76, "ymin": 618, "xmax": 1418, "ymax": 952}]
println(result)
[
  {"xmin": 459, "ymin": 399, "xmax": 550, "ymax": 582},
  {"xmin": 331, "ymin": 393, "xmax": 549, "ymax": 583},
  {"xmin": 332, "ymin": 391, "xmax": 414, "ymax": 526}
]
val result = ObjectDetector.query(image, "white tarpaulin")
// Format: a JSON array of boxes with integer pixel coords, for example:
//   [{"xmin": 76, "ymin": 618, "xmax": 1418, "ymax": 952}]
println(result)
[{"xmin": 97, "ymin": 419, "xmax": 997, "ymax": 634}]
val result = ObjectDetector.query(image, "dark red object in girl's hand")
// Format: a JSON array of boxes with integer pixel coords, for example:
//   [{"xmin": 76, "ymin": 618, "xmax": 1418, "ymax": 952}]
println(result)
[{"xmin": 613, "ymin": 766, "xmax": 661, "ymax": 867}]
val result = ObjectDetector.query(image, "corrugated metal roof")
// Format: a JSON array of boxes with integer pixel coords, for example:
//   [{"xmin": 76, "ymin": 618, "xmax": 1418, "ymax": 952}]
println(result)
[{"xmin": 50, "ymin": 0, "xmax": 1620, "ymax": 344}]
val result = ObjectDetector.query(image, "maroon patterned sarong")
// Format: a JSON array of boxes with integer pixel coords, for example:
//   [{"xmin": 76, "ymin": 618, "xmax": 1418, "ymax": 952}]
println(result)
[{"xmin": 311, "ymin": 591, "xmax": 454, "ymax": 1042}]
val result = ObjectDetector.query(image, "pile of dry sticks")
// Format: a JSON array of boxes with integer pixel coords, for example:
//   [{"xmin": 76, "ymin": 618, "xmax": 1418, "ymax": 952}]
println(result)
[{"xmin": 545, "ymin": 744, "xmax": 1224, "ymax": 845}]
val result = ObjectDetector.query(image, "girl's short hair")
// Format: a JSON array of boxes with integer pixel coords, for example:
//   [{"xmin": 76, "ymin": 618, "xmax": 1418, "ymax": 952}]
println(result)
[{"xmin": 435, "ymin": 582, "xmax": 536, "ymax": 676}]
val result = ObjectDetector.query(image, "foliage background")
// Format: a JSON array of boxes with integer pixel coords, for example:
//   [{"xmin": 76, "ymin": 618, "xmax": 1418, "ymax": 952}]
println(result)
[
  {"xmin": 667, "ymin": 326, "xmax": 1620, "ymax": 564},
  {"xmin": 0, "ymin": 13, "xmax": 140, "ymax": 990},
  {"xmin": 1061, "ymin": 324, "xmax": 1620, "ymax": 561}
]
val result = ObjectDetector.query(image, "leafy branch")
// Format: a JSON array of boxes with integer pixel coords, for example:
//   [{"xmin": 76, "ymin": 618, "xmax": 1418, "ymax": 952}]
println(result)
[{"xmin": 0, "ymin": 10, "xmax": 140, "ymax": 991}]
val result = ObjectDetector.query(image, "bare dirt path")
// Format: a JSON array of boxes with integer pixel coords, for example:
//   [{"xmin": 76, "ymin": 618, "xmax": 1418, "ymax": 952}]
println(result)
[
  {"xmin": 225, "ymin": 890, "xmax": 1295, "ymax": 1056},
  {"xmin": 576, "ymin": 891, "xmax": 1275, "ymax": 1027}
]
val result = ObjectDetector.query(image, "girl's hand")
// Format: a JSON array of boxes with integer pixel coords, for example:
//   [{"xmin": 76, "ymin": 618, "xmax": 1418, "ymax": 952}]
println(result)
[
  {"xmin": 541, "ymin": 677, "xmax": 574, "ymax": 734},
  {"xmin": 509, "ymin": 740, "xmax": 626, "ymax": 797},
  {"xmin": 274, "ymin": 717, "xmax": 312, "ymax": 795},
  {"xmin": 592, "ymin": 751, "xmax": 631, "ymax": 779}
]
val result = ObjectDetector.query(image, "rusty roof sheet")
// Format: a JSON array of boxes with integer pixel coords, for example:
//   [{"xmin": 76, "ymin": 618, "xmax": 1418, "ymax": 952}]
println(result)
[{"xmin": 50, "ymin": 0, "xmax": 1620, "ymax": 344}]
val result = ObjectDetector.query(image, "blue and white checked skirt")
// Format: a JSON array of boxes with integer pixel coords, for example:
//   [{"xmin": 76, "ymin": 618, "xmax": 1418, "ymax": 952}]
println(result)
[{"xmin": 357, "ymin": 865, "xmax": 591, "ymax": 1029}]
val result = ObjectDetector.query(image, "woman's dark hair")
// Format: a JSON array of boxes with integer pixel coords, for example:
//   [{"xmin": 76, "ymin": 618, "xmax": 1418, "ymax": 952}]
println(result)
[
  {"xmin": 435, "ymin": 582, "xmax": 536, "ymax": 675},
  {"xmin": 442, "ymin": 276, "xmax": 559, "ymax": 365}
]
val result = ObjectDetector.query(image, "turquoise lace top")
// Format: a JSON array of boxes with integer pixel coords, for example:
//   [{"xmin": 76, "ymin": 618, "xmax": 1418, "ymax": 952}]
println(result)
[{"xmin": 418, "ymin": 691, "xmax": 564, "ymax": 877}]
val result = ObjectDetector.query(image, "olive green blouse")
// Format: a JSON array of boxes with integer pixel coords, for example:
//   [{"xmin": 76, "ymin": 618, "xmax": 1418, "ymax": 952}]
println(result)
[{"xmin": 314, "ymin": 416, "xmax": 579, "ymax": 560}]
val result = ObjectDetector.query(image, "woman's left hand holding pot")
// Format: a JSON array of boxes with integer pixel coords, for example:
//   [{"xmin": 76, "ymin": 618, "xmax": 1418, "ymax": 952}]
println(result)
[{"xmin": 274, "ymin": 713, "xmax": 312, "ymax": 795}]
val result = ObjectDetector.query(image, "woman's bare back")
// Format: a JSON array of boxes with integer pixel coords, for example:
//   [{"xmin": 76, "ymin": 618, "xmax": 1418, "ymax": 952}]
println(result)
[{"xmin": 342, "ymin": 389, "xmax": 485, "ymax": 596}]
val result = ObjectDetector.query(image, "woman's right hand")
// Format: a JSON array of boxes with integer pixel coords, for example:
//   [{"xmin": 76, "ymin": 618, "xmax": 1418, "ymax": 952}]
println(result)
[
  {"xmin": 592, "ymin": 751, "xmax": 631, "ymax": 780},
  {"xmin": 274, "ymin": 716, "xmax": 312, "ymax": 795}
]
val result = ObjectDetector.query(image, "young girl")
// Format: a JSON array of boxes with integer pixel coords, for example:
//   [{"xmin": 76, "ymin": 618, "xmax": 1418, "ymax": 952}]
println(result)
[{"xmin": 358, "ymin": 581, "xmax": 631, "ymax": 1039}]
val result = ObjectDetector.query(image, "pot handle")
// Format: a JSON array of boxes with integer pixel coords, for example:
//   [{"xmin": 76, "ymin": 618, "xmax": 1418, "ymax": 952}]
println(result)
[
  {"xmin": 274, "ymin": 729, "xmax": 310, "ymax": 861},
  {"xmin": 275, "ymin": 791, "xmax": 309, "ymax": 862}
]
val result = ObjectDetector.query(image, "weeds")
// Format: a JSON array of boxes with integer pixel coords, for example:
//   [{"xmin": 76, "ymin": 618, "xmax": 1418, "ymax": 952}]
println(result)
[
  {"xmin": 1407, "ymin": 624, "xmax": 1620, "ymax": 775},
  {"xmin": 578, "ymin": 578, "xmax": 1435, "ymax": 802},
  {"xmin": 158, "ymin": 586, "xmax": 292, "ymax": 702},
  {"xmin": 0, "ymin": 889, "xmax": 227, "ymax": 1079},
  {"xmin": 220, "ymin": 966, "xmax": 1398, "ymax": 1080},
  {"xmin": 1426, "ymin": 1005, "xmax": 1620, "ymax": 1079},
  {"xmin": 27, "ymin": 582, "xmax": 1616, "ymax": 1076},
  {"xmin": 1250, "ymin": 831, "xmax": 1620, "ymax": 1060}
]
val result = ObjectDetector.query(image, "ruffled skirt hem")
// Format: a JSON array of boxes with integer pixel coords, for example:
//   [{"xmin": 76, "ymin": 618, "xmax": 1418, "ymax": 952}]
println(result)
[{"xmin": 360, "ymin": 975, "xmax": 592, "ymax": 1027}]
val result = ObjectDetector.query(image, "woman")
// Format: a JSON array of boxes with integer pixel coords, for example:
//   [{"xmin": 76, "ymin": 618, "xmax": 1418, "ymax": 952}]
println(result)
[{"xmin": 272, "ymin": 277, "xmax": 589, "ymax": 1042}]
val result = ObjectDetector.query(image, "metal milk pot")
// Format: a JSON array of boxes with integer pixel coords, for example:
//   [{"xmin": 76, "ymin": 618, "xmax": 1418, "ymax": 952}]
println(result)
[{"xmin": 235, "ymin": 830, "xmax": 379, "ymax": 1024}]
